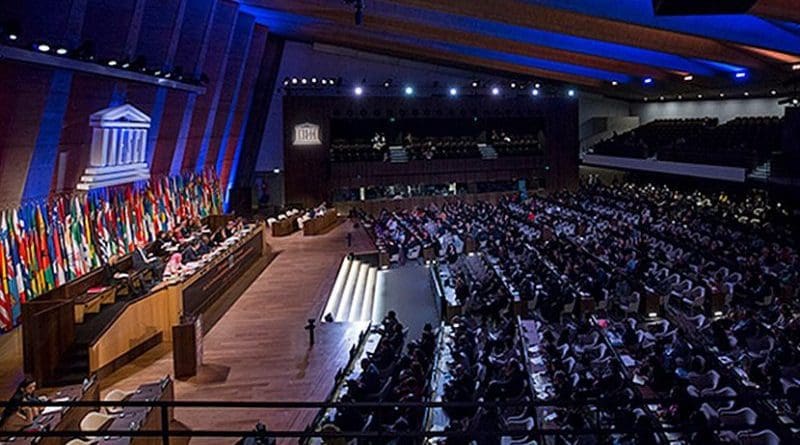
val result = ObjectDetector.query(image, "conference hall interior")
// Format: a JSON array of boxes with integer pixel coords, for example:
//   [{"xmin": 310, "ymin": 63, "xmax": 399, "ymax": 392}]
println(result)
[{"xmin": 1, "ymin": 0, "xmax": 800, "ymax": 443}]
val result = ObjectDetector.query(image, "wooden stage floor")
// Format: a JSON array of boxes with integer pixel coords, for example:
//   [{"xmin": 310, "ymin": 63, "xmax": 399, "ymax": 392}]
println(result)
[{"xmin": 1, "ymin": 220, "xmax": 376, "ymax": 443}]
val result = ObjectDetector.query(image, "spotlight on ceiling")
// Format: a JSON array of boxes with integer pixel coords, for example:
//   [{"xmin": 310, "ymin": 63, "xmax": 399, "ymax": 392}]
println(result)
[
  {"xmin": 35, "ymin": 43, "xmax": 51, "ymax": 52},
  {"xmin": 491, "ymin": 87, "xmax": 500, "ymax": 96},
  {"xmin": 8, "ymin": 33, "xmax": 17, "ymax": 41},
  {"xmin": 311, "ymin": 77, "xmax": 318, "ymax": 84},
  {"xmin": 719, "ymin": 92, "xmax": 725, "ymax": 97},
  {"xmin": 404, "ymin": 86, "xmax": 414, "ymax": 96},
  {"xmin": 611, "ymin": 80, "xmax": 619, "ymax": 86},
  {"xmin": 329, "ymin": 78, "xmax": 337, "ymax": 85},
  {"xmin": 354, "ymin": 86, "xmax": 364, "ymax": 96},
  {"xmin": 744, "ymin": 91, "xmax": 750, "ymax": 96},
  {"xmin": 510, "ymin": 82, "xmax": 517, "ymax": 89},
  {"xmin": 283, "ymin": 77, "xmax": 289, "ymax": 86},
  {"xmin": 55, "ymin": 47, "xmax": 68, "ymax": 55},
  {"xmin": 532, "ymin": 88, "xmax": 539, "ymax": 96},
  {"xmin": 449, "ymin": 87, "xmax": 458, "ymax": 96},
  {"xmin": 698, "ymin": 94, "xmax": 703, "ymax": 98},
  {"xmin": 735, "ymin": 71, "xmax": 747, "ymax": 79},
  {"xmin": 643, "ymin": 77, "xmax": 653, "ymax": 85},
  {"xmin": 107, "ymin": 59, "xmax": 118, "ymax": 67},
  {"xmin": 771, "ymin": 90, "xmax": 777, "ymax": 95},
  {"xmin": 321, "ymin": 79, "xmax": 328, "ymax": 85},
  {"xmin": 683, "ymin": 74, "xmax": 694, "ymax": 81},
  {"xmin": 300, "ymin": 78, "xmax": 308, "ymax": 84},
  {"xmin": 383, "ymin": 79, "xmax": 392, "ymax": 88},
  {"xmin": 154, "ymin": 70, "xmax": 161, "ymax": 76},
  {"xmin": 471, "ymin": 80, "xmax": 479, "ymax": 88},
  {"xmin": 534, "ymin": 83, "xmax": 541, "ymax": 89},
  {"xmin": 793, "ymin": 64, "xmax": 800, "ymax": 71},
  {"xmin": 291, "ymin": 77, "xmax": 298, "ymax": 85},
  {"xmin": 568, "ymin": 89, "xmax": 576, "ymax": 97},
  {"xmin": 659, "ymin": 96, "xmax": 664, "ymax": 101},
  {"xmin": 677, "ymin": 95, "xmax": 683, "ymax": 100}
]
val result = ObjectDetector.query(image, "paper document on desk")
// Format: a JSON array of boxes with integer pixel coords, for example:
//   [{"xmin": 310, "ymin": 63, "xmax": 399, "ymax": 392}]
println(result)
[
  {"xmin": 42, "ymin": 397, "xmax": 70, "ymax": 415},
  {"xmin": 113, "ymin": 273, "xmax": 130, "ymax": 279}
]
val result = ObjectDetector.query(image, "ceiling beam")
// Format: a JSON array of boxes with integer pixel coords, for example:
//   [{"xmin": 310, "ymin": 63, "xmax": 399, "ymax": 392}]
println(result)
[
  {"xmin": 381, "ymin": 0, "xmax": 776, "ymax": 70},
  {"xmin": 752, "ymin": 0, "xmax": 800, "ymax": 24}
]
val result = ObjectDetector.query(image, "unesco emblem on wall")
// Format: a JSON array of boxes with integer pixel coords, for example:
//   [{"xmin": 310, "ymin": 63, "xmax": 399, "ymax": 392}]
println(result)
[{"xmin": 292, "ymin": 122, "xmax": 322, "ymax": 146}]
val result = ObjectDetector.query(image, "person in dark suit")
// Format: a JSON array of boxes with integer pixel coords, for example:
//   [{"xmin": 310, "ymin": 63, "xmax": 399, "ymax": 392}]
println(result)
[
  {"xmin": 133, "ymin": 240, "xmax": 164, "ymax": 281},
  {"xmin": 152, "ymin": 231, "xmax": 175, "ymax": 258},
  {"xmin": 181, "ymin": 240, "xmax": 200, "ymax": 264},
  {"xmin": 197, "ymin": 235, "xmax": 212, "ymax": 255}
]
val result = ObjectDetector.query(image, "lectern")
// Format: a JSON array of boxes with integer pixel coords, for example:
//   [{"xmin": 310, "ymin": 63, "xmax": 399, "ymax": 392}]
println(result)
[{"xmin": 172, "ymin": 314, "xmax": 203, "ymax": 379}]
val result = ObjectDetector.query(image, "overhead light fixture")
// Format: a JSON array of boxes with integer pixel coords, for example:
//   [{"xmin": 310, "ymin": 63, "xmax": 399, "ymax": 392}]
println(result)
[
  {"xmin": 354, "ymin": 86, "xmax": 364, "ymax": 96},
  {"xmin": 491, "ymin": 87, "xmax": 500, "ymax": 96},
  {"xmin": 643, "ymin": 97, "xmax": 648, "ymax": 101},
  {"xmin": 471, "ymin": 80, "xmax": 479, "ymax": 88},
  {"xmin": 744, "ymin": 91, "xmax": 749, "ymax": 96},
  {"xmin": 449, "ymin": 87, "xmax": 458, "ymax": 96},
  {"xmin": 735, "ymin": 71, "xmax": 747, "ymax": 79},
  {"xmin": 291, "ymin": 77, "xmax": 298, "ymax": 85},
  {"xmin": 697, "ymin": 94, "xmax": 703, "ymax": 98},
  {"xmin": 8, "ymin": 34, "xmax": 17, "ymax": 41},
  {"xmin": 404, "ymin": 86, "xmax": 414, "ymax": 95},
  {"xmin": 510, "ymin": 82, "xmax": 517, "ymax": 89},
  {"xmin": 107, "ymin": 59, "xmax": 118, "ymax": 67},
  {"xmin": 647, "ymin": 312, "xmax": 658, "ymax": 318},
  {"xmin": 611, "ymin": 80, "xmax": 618, "ymax": 86},
  {"xmin": 568, "ymin": 89, "xmax": 576, "ymax": 97},
  {"xmin": 643, "ymin": 77, "xmax": 653, "ymax": 85},
  {"xmin": 677, "ymin": 95, "xmax": 683, "ymax": 100},
  {"xmin": 771, "ymin": 90, "xmax": 777, "ymax": 95},
  {"xmin": 154, "ymin": 70, "xmax": 161, "ymax": 76},
  {"xmin": 659, "ymin": 96, "xmax": 664, "ymax": 101},
  {"xmin": 300, "ymin": 78, "xmax": 308, "ymax": 84},
  {"xmin": 532, "ymin": 88, "xmax": 539, "ymax": 96},
  {"xmin": 36, "ymin": 43, "xmax": 51, "ymax": 52},
  {"xmin": 122, "ymin": 62, "xmax": 131, "ymax": 69},
  {"xmin": 793, "ymin": 64, "xmax": 800, "ymax": 71},
  {"xmin": 534, "ymin": 83, "xmax": 541, "ymax": 89},
  {"xmin": 719, "ymin": 93, "xmax": 725, "ymax": 97},
  {"xmin": 273, "ymin": 168, "xmax": 281, "ymax": 174},
  {"xmin": 793, "ymin": 98, "xmax": 799, "ymax": 105},
  {"xmin": 683, "ymin": 75, "xmax": 694, "ymax": 81},
  {"xmin": 321, "ymin": 79, "xmax": 328, "ymax": 85},
  {"xmin": 311, "ymin": 77, "xmax": 318, "ymax": 84}
]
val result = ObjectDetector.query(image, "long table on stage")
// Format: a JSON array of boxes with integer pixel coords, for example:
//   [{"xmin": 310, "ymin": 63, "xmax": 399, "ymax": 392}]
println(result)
[{"xmin": 22, "ymin": 222, "xmax": 270, "ymax": 385}]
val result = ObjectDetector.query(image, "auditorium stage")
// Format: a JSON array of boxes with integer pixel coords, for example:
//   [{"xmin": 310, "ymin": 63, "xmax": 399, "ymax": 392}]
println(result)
[{"xmin": 0, "ymin": 220, "xmax": 375, "ymax": 442}]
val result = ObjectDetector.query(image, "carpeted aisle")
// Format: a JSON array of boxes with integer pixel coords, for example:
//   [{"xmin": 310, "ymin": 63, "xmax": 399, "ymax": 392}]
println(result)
[{"xmin": 376, "ymin": 263, "xmax": 439, "ymax": 339}]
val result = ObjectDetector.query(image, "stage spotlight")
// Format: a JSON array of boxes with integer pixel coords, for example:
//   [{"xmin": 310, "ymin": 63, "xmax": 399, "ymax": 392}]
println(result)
[
  {"xmin": 532, "ymin": 88, "xmax": 539, "ymax": 96},
  {"xmin": 491, "ymin": 87, "xmax": 500, "ymax": 96},
  {"xmin": 683, "ymin": 74, "xmax": 693, "ymax": 81},
  {"xmin": 404, "ymin": 86, "xmax": 414, "ymax": 96},
  {"xmin": 56, "ymin": 47, "xmax": 68, "ymax": 55},
  {"xmin": 107, "ymin": 59, "xmax": 118, "ymax": 67},
  {"xmin": 449, "ymin": 87, "xmax": 458, "ymax": 96},
  {"xmin": 735, "ymin": 71, "xmax": 747, "ymax": 79},
  {"xmin": 643, "ymin": 77, "xmax": 653, "ymax": 85},
  {"xmin": 354, "ymin": 86, "xmax": 364, "ymax": 96},
  {"xmin": 568, "ymin": 89, "xmax": 576, "ymax": 97},
  {"xmin": 291, "ymin": 77, "xmax": 298, "ymax": 84},
  {"xmin": 35, "ymin": 43, "xmax": 51, "ymax": 52}
]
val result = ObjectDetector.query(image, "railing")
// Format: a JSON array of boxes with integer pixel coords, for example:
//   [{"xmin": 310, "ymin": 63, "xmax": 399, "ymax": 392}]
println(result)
[{"xmin": 2, "ymin": 397, "xmax": 796, "ymax": 442}]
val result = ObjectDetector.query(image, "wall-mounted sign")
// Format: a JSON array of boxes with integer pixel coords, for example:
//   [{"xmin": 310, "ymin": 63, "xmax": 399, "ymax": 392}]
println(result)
[
  {"xmin": 293, "ymin": 122, "xmax": 322, "ymax": 146},
  {"xmin": 77, "ymin": 103, "xmax": 152, "ymax": 190}
]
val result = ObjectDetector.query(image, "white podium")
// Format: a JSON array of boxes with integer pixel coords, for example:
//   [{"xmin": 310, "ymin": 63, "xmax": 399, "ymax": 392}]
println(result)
[{"xmin": 77, "ymin": 104, "xmax": 152, "ymax": 190}]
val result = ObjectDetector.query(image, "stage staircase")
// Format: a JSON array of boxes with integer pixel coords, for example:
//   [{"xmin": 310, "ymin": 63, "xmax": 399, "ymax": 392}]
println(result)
[{"xmin": 321, "ymin": 256, "xmax": 382, "ymax": 323}]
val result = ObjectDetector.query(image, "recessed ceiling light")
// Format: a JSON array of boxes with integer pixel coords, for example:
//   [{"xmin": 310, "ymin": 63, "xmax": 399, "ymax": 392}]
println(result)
[
  {"xmin": 534, "ymin": 83, "xmax": 541, "ymax": 89},
  {"xmin": 56, "ymin": 48, "xmax": 68, "ymax": 55},
  {"xmin": 659, "ymin": 96, "xmax": 664, "ymax": 101},
  {"xmin": 719, "ymin": 93, "xmax": 725, "ymax": 97},
  {"xmin": 792, "ymin": 64, "xmax": 800, "ymax": 71},
  {"xmin": 697, "ymin": 94, "xmax": 703, "ymax": 98},
  {"xmin": 771, "ymin": 90, "xmax": 777, "ymax": 95},
  {"xmin": 744, "ymin": 91, "xmax": 750, "ymax": 96},
  {"xmin": 677, "ymin": 95, "xmax": 683, "ymax": 100},
  {"xmin": 683, "ymin": 75, "xmax": 694, "ymax": 81},
  {"xmin": 611, "ymin": 80, "xmax": 618, "ymax": 86}
]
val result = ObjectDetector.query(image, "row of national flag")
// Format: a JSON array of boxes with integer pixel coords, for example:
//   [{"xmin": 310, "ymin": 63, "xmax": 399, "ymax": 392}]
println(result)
[{"xmin": 0, "ymin": 170, "xmax": 222, "ymax": 333}]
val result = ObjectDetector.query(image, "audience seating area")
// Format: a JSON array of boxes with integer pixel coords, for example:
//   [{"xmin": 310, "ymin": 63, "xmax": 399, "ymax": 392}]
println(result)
[
  {"xmin": 349, "ymin": 179, "xmax": 798, "ymax": 442},
  {"xmin": 590, "ymin": 116, "xmax": 784, "ymax": 170}
]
